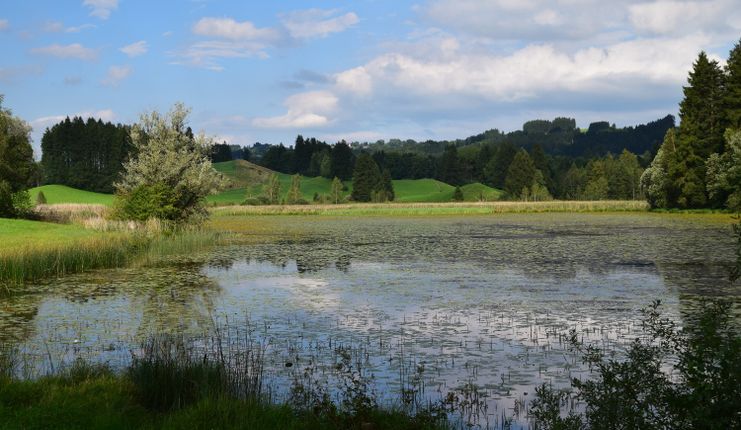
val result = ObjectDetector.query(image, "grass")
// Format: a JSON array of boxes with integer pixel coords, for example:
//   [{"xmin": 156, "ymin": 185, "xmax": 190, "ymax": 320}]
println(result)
[
  {"xmin": 0, "ymin": 334, "xmax": 446, "ymax": 430},
  {"xmin": 28, "ymin": 185, "xmax": 114, "ymax": 206},
  {"xmin": 0, "ymin": 217, "xmax": 220, "ymax": 290},
  {"xmin": 210, "ymin": 200, "xmax": 651, "ymax": 217},
  {"xmin": 211, "ymin": 160, "xmax": 504, "ymax": 204}
]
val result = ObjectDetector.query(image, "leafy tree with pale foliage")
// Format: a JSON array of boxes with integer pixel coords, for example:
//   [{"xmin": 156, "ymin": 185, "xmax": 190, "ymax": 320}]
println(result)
[
  {"xmin": 287, "ymin": 174, "xmax": 302, "ymax": 204},
  {"xmin": 330, "ymin": 176, "xmax": 343, "ymax": 204},
  {"xmin": 264, "ymin": 173, "xmax": 282, "ymax": 205},
  {"xmin": 706, "ymin": 129, "xmax": 741, "ymax": 210},
  {"xmin": 114, "ymin": 103, "xmax": 224, "ymax": 223}
]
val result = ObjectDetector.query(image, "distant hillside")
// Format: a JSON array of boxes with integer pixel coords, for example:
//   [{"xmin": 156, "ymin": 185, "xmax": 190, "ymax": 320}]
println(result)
[{"xmin": 210, "ymin": 160, "xmax": 503, "ymax": 204}]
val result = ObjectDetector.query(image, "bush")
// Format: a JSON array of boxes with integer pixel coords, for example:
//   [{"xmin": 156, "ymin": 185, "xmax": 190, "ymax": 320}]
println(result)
[
  {"xmin": 452, "ymin": 186, "xmax": 464, "ymax": 201},
  {"xmin": 243, "ymin": 196, "xmax": 271, "ymax": 206},
  {"xmin": 530, "ymin": 300, "xmax": 741, "ymax": 429},
  {"xmin": 35, "ymin": 190, "xmax": 47, "ymax": 205},
  {"xmin": 113, "ymin": 183, "xmax": 181, "ymax": 222}
]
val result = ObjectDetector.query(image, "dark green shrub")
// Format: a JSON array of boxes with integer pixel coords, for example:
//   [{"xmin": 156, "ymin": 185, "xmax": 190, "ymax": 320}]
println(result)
[
  {"xmin": 243, "ymin": 196, "xmax": 271, "ymax": 206},
  {"xmin": 530, "ymin": 300, "xmax": 741, "ymax": 430},
  {"xmin": 35, "ymin": 190, "xmax": 47, "ymax": 205},
  {"xmin": 452, "ymin": 186, "xmax": 464, "ymax": 201},
  {"xmin": 114, "ymin": 183, "xmax": 181, "ymax": 222}
]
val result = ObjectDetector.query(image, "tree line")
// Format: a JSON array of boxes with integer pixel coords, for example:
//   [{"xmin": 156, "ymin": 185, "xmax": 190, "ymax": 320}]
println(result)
[{"xmin": 643, "ymin": 39, "xmax": 741, "ymax": 210}]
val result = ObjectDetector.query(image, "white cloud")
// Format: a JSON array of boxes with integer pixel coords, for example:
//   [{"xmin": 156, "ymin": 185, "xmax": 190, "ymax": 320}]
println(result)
[
  {"xmin": 66, "ymin": 23, "xmax": 96, "ymax": 33},
  {"xmin": 44, "ymin": 21, "xmax": 64, "ymax": 32},
  {"xmin": 83, "ymin": 0, "xmax": 118, "ymax": 20},
  {"xmin": 31, "ymin": 43, "xmax": 98, "ymax": 61},
  {"xmin": 0, "ymin": 19, "xmax": 8, "ymax": 31},
  {"xmin": 280, "ymin": 9, "xmax": 359, "ymax": 39},
  {"xmin": 101, "ymin": 65, "xmax": 132, "ymax": 86},
  {"xmin": 335, "ymin": 34, "xmax": 707, "ymax": 103},
  {"xmin": 179, "ymin": 10, "xmax": 358, "ymax": 70},
  {"xmin": 423, "ymin": 0, "xmax": 628, "ymax": 42},
  {"xmin": 44, "ymin": 21, "xmax": 96, "ymax": 33},
  {"xmin": 192, "ymin": 17, "xmax": 281, "ymax": 41},
  {"xmin": 628, "ymin": 0, "xmax": 741, "ymax": 36},
  {"xmin": 120, "ymin": 40, "xmax": 148, "ymax": 57},
  {"xmin": 253, "ymin": 91, "xmax": 338, "ymax": 129}
]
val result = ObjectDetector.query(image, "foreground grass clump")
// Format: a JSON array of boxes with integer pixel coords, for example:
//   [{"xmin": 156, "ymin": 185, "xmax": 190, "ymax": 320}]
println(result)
[
  {"xmin": 211, "ymin": 200, "xmax": 649, "ymax": 217},
  {"xmin": 530, "ymin": 300, "xmax": 741, "ymax": 429},
  {"xmin": 0, "ymin": 336, "xmax": 446, "ymax": 430}
]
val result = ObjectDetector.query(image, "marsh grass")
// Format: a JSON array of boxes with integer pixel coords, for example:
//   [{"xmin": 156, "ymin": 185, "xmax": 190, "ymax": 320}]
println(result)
[
  {"xmin": 34, "ymin": 203, "xmax": 109, "ymax": 224},
  {"xmin": 211, "ymin": 200, "xmax": 649, "ymax": 217},
  {"xmin": 0, "ymin": 229, "xmax": 221, "ymax": 291}
]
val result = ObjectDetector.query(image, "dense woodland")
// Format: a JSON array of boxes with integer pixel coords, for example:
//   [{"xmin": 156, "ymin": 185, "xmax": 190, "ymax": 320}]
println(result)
[
  {"xmin": 643, "ymin": 42, "xmax": 741, "ymax": 209},
  {"xmin": 41, "ymin": 117, "xmax": 131, "ymax": 193}
]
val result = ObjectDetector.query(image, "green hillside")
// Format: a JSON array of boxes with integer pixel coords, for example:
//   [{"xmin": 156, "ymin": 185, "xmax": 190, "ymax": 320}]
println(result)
[
  {"xmin": 29, "ymin": 185, "xmax": 114, "ymax": 206},
  {"xmin": 210, "ymin": 161, "xmax": 503, "ymax": 204},
  {"xmin": 27, "ymin": 161, "xmax": 503, "ymax": 206}
]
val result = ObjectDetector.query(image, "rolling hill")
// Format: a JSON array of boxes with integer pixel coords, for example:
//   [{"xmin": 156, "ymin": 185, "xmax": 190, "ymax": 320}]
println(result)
[
  {"xmin": 26, "ymin": 160, "xmax": 503, "ymax": 206},
  {"xmin": 210, "ymin": 160, "xmax": 503, "ymax": 204}
]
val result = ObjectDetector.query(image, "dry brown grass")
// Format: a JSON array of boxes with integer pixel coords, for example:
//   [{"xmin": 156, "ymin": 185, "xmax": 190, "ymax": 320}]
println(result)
[{"xmin": 210, "ymin": 200, "xmax": 650, "ymax": 217}]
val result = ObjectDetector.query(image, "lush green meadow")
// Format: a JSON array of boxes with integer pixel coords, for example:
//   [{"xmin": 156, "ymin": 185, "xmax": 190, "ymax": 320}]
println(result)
[
  {"xmin": 209, "ymin": 160, "xmax": 503, "ymax": 204},
  {"xmin": 29, "ymin": 185, "xmax": 115, "ymax": 206}
]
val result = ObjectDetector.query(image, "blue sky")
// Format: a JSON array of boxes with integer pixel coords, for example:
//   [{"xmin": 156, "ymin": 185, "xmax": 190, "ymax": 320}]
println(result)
[{"xmin": 1, "ymin": 0, "xmax": 739, "ymax": 156}]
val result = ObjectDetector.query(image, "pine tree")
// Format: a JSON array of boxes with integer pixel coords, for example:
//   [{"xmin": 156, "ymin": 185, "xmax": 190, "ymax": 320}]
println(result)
[
  {"xmin": 439, "ymin": 145, "xmax": 463, "ymax": 186},
  {"xmin": 452, "ymin": 186, "xmax": 464, "ymax": 201},
  {"xmin": 351, "ymin": 153, "xmax": 381, "ymax": 202},
  {"xmin": 668, "ymin": 52, "xmax": 724, "ymax": 208},
  {"xmin": 484, "ymin": 142, "xmax": 517, "ymax": 188},
  {"xmin": 724, "ymin": 38, "xmax": 741, "ymax": 129},
  {"xmin": 504, "ymin": 149, "xmax": 536, "ymax": 199},
  {"xmin": 379, "ymin": 168, "xmax": 394, "ymax": 202}
]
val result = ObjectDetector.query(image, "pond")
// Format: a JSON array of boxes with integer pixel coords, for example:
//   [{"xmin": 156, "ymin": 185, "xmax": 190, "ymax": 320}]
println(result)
[{"xmin": 1, "ymin": 213, "xmax": 739, "ymax": 428}]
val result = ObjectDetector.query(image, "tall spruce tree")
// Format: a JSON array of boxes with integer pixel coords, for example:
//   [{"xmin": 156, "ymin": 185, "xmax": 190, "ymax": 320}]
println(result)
[
  {"xmin": 351, "ymin": 153, "xmax": 381, "ymax": 202},
  {"xmin": 504, "ymin": 149, "xmax": 536, "ymax": 199},
  {"xmin": 439, "ymin": 145, "xmax": 463, "ymax": 186},
  {"xmin": 724, "ymin": 38, "xmax": 741, "ymax": 129}
]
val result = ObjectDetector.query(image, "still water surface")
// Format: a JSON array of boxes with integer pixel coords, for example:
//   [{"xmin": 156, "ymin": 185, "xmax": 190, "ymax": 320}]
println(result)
[{"xmin": 1, "ymin": 214, "xmax": 738, "ymax": 427}]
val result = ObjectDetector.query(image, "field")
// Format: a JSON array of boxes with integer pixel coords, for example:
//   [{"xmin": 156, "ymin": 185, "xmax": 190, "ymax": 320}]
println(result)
[
  {"xmin": 29, "ymin": 185, "xmax": 114, "ymax": 206},
  {"xmin": 24, "ymin": 161, "xmax": 504, "ymax": 206},
  {"xmin": 209, "ymin": 160, "xmax": 503, "ymax": 204}
]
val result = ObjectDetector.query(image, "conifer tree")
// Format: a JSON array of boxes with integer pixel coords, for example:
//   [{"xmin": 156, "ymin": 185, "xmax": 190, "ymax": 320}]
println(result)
[
  {"xmin": 351, "ymin": 153, "xmax": 381, "ymax": 202},
  {"xmin": 379, "ymin": 168, "xmax": 394, "ymax": 202},
  {"xmin": 452, "ymin": 186, "xmax": 464, "ymax": 201},
  {"xmin": 724, "ymin": 38, "xmax": 741, "ymax": 129},
  {"xmin": 669, "ymin": 52, "xmax": 724, "ymax": 207},
  {"xmin": 504, "ymin": 149, "xmax": 536, "ymax": 199}
]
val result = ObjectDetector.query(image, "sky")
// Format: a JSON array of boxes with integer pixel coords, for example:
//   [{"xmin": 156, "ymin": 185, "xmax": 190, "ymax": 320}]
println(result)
[{"xmin": 0, "ymin": 0, "xmax": 739, "ymax": 157}]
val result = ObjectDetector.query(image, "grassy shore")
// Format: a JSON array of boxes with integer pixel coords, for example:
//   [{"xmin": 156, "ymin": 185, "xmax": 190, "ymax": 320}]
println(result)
[
  {"xmin": 0, "ymin": 216, "xmax": 220, "ymax": 291},
  {"xmin": 211, "ymin": 200, "xmax": 650, "ymax": 217}
]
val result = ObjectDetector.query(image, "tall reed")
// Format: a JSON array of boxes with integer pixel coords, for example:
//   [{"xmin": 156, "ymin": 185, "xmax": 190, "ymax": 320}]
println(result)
[
  {"xmin": 0, "ymin": 229, "xmax": 221, "ymax": 291},
  {"xmin": 211, "ymin": 200, "xmax": 649, "ymax": 217}
]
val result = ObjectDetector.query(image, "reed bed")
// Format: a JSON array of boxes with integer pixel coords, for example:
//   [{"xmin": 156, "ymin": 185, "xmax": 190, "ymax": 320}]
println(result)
[
  {"xmin": 211, "ymin": 200, "xmax": 649, "ymax": 217},
  {"xmin": 34, "ymin": 203, "xmax": 110, "ymax": 224},
  {"xmin": 0, "ymin": 229, "xmax": 221, "ymax": 291}
]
